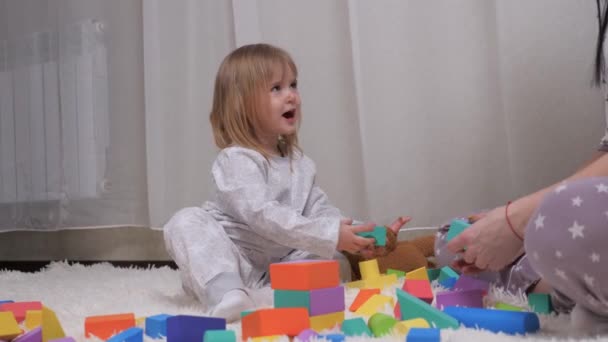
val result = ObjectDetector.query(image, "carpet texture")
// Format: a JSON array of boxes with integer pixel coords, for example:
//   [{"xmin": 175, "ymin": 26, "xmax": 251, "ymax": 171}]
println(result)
[{"xmin": 1, "ymin": 262, "xmax": 607, "ymax": 341}]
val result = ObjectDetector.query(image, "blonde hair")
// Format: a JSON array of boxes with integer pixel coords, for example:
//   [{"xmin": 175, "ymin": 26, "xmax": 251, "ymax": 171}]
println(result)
[{"xmin": 210, "ymin": 43, "xmax": 301, "ymax": 160}]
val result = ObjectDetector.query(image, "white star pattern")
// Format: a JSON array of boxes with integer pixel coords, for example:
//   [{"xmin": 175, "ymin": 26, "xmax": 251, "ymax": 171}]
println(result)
[
  {"xmin": 571, "ymin": 196, "xmax": 583, "ymax": 207},
  {"xmin": 597, "ymin": 183, "xmax": 608, "ymax": 193},
  {"xmin": 584, "ymin": 274, "xmax": 595, "ymax": 287},
  {"xmin": 534, "ymin": 214, "xmax": 545, "ymax": 230},
  {"xmin": 555, "ymin": 268, "xmax": 568, "ymax": 280},
  {"xmin": 568, "ymin": 221, "xmax": 585, "ymax": 239},
  {"xmin": 591, "ymin": 252, "xmax": 601, "ymax": 263},
  {"xmin": 555, "ymin": 184, "xmax": 567, "ymax": 193},
  {"xmin": 555, "ymin": 250, "xmax": 563, "ymax": 259}
]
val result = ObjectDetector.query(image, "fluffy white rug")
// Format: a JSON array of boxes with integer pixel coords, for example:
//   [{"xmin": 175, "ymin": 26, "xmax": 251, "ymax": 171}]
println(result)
[{"xmin": 1, "ymin": 262, "xmax": 607, "ymax": 342}]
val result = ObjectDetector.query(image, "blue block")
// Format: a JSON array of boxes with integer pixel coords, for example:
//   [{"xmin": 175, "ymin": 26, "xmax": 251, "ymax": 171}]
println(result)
[
  {"xmin": 318, "ymin": 334, "xmax": 345, "ymax": 342},
  {"xmin": 145, "ymin": 314, "xmax": 172, "ymax": 338},
  {"xmin": 443, "ymin": 306, "xmax": 540, "ymax": 335},
  {"xmin": 406, "ymin": 328, "xmax": 440, "ymax": 342},
  {"xmin": 106, "ymin": 327, "xmax": 143, "ymax": 342},
  {"xmin": 438, "ymin": 276, "xmax": 457, "ymax": 289},
  {"xmin": 166, "ymin": 315, "xmax": 226, "ymax": 342}
]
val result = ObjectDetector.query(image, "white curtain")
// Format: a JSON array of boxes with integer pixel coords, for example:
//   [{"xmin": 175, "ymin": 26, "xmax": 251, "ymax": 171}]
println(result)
[
  {"xmin": 144, "ymin": 0, "xmax": 605, "ymax": 229},
  {"xmin": 0, "ymin": 0, "xmax": 148, "ymax": 231}
]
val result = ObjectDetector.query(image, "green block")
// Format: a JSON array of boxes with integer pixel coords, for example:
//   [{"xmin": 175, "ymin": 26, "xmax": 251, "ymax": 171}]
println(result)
[
  {"xmin": 446, "ymin": 219, "xmax": 470, "ymax": 242},
  {"xmin": 274, "ymin": 290, "xmax": 310, "ymax": 312},
  {"xmin": 356, "ymin": 226, "xmax": 387, "ymax": 246},
  {"xmin": 341, "ymin": 317, "xmax": 372, "ymax": 337},
  {"xmin": 204, "ymin": 330, "xmax": 236, "ymax": 342},
  {"xmin": 495, "ymin": 301, "xmax": 524, "ymax": 311},
  {"xmin": 528, "ymin": 293, "xmax": 552, "ymax": 314},
  {"xmin": 240, "ymin": 310, "xmax": 254, "ymax": 318},
  {"xmin": 427, "ymin": 268, "xmax": 441, "ymax": 281},
  {"xmin": 438, "ymin": 266, "xmax": 459, "ymax": 283},
  {"xmin": 368, "ymin": 313, "xmax": 397, "ymax": 337},
  {"xmin": 396, "ymin": 288, "xmax": 459, "ymax": 329},
  {"xmin": 386, "ymin": 269, "xmax": 406, "ymax": 278}
]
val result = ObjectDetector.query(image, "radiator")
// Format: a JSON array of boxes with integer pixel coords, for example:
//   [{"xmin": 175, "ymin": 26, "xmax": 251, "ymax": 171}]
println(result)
[{"xmin": 0, "ymin": 20, "xmax": 109, "ymax": 204}]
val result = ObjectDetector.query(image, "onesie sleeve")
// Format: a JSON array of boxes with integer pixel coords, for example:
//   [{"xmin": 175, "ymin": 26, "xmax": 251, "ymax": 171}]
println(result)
[
  {"xmin": 212, "ymin": 148, "xmax": 340, "ymax": 259},
  {"xmin": 303, "ymin": 183, "xmax": 344, "ymax": 220}
]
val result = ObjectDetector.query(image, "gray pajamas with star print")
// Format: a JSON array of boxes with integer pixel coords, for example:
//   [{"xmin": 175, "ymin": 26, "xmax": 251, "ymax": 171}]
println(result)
[{"xmin": 525, "ymin": 177, "xmax": 608, "ymax": 318}]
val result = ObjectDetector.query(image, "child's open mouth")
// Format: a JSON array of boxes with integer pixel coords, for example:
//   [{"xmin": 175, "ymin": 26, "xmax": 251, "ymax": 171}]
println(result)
[{"xmin": 282, "ymin": 110, "xmax": 295, "ymax": 119}]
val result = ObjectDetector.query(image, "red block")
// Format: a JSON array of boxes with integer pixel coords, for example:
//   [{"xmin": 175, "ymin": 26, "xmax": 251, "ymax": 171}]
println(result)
[
  {"xmin": 270, "ymin": 260, "xmax": 339, "ymax": 290},
  {"xmin": 241, "ymin": 308, "xmax": 309, "ymax": 340},
  {"xmin": 403, "ymin": 279, "xmax": 433, "ymax": 304},
  {"xmin": 0, "ymin": 301, "xmax": 42, "ymax": 322}
]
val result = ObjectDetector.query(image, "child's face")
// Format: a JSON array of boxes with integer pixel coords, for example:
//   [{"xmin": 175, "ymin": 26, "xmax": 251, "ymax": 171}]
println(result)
[{"xmin": 257, "ymin": 64, "xmax": 300, "ymax": 153}]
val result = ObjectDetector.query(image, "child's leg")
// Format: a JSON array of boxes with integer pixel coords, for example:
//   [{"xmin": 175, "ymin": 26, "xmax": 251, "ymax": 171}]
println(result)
[
  {"xmin": 525, "ymin": 177, "xmax": 608, "ymax": 335},
  {"xmin": 163, "ymin": 207, "xmax": 256, "ymax": 320},
  {"xmin": 281, "ymin": 250, "xmax": 352, "ymax": 283},
  {"xmin": 434, "ymin": 221, "xmax": 542, "ymax": 294}
]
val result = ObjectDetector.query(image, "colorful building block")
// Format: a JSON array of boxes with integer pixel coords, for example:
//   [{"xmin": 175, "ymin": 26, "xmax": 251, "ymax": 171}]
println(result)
[
  {"xmin": 251, "ymin": 335, "xmax": 281, "ymax": 342},
  {"xmin": 309, "ymin": 311, "xmax": 344, "ymax": 332},
  {"xmin": 359, "ymin": 259, "xmax": 380, "ymax": 280},
  {"xmin": 204, "ymin": 329, "xmax": 236, "ymax": 342},
  {"xmin": 274, "ymin": 286, "xmax": 344, "ymax": 316},
  {"xmin": 25, "ymin": 310, "xmax": 42, "ymax": 330},
  {"xmin": 435, "ymin": 289, "xmax": 484, "ymax": 310},
  {"xmin": 346, "ymin": 274, "xmax": 398, "ymax": 289},
  {"xmin": 166, "ymin": 315, "xmax": 225, "ymax": 342},
  {"xmin": 85, "ymin": 313, "xmax": 135, "ymax": 340},
  {"xmin": 393, "ymin": 318, "xmax": 430, "ymax": 336},
  {"xmin": 452, "ymin": 275, "xmax": 490, "ymax": 294},
  {"xmin": 355, "ymin": 294, "xmax": 394, "ymax": 316},
  {"xmin": 446, "ymin": 219, "xmax": 470, "ymax": 241},
  {"xmin": 396, "ymin": 289, "xmax": 459, "ymax": 329},
  {"xmin": 426, "ymin": 269, "xmax": 440, "ymax": 281},
  {"xmin": 495, "ymin": 302, "xmax": 524, "ymax": 311},
  {"xmin": 437, "ymin": 266, "xmax": 459, "ymax": 289},
  {"xmin": 528, "ymin": 293, "xmax": 552, "ymax": 314},
  {"xmin": 406, "ymin": 327, "xmax": 440, "ymax": 342},
  {"xmin": 341, "ymin": 317, "xmax": 371, "ymax": 337},
  {"xmin": 317, "ymin": 333, "xmax": 345, "ymax": 342},
  {"xmin": 145, "ymin": 314, "xmax": 171, "ymax": 339},
  {"xmin": 0, "ymin": 312, "xmax": 21, "ymax": 340},
  {"xmin": 13, "ymin": 327, "xmax": 41, "ymax": 342},
  {"xmin": 0, "ymin": 301, "xmax": 14, "ymax": 305},
  {"xmin": 405, "ymin": 267, "xmax": 429, "ymax": 281},
  {"xmin": 348, "ymin": 288, "xmax": 380, "ymax": 312},
  {"xmin": 443, "ymin": 306, "xmax": 540, "ymax": 335},
  {"xmin": 356, "ymin": 226, "xmax": 387, "ymax": 246},
  {"xmin": 295, "ymin": 328, "xmax": 318, "ymax": 342},
  {"xmin": 368, "ymin": 313, "xmax": 397, "ymax": 337},
  {"xmin": 386, "ymin": 269, "xmax": 406, "ymax": 278},
  {"xmin": 403, "ymin": 279, "xmax": 433, "ymax": 304},
  {"xmin": 242, "ymin": 308, "xmax": 309, "ymax": 339},
  {"xmin": 42, "ymin": 306, "xmax": 65, "ymax": 341},
  {"xmin": 106, "ymin": 327, "xmax": 143, "ymax": 342},
  {"xmin": 269, "ymin": 260, "xmax": 339, "ymax": 290},
  {"xmin": 0, "ymin": 301, "xmax": 43, "ymax": 322}
]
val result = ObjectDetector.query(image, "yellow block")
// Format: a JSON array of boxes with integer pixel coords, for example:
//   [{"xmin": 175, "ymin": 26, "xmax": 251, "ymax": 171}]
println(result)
[
  {"xmin": 355, "ymin": 294, "xmax": 394, "ymax": 316},
  {"xmin": 392, "ymin": 318, "xmax": 430, "ymax": 335},
  {"xmin": 25, "ymin": 310, "xmax": 42, "ymax": 330},
  {"xmin": 359, "ymin": 259, "xmax": 380, "ymax": 280},
  {"xmin": 42, "ymin": 306, "xmax": 65, "ymax": 342},
  {"xmin": 136, "ymin": 316, "xmax": 146, "ymax": 328},
  {"xmin": 345, "ymin": 274, "xmax": 398, "ymax": 290},
  {"xmin": 251, "ymin": 335, "xmax": 282, "ymax": 342},
  {"xmin": 405, "ymin": 266, "xmax": 429, "ymax": 281},
  {"xmin": 310, "ymin": 311, "xmax": 345, "ymax": 332},
  {"xmin": 0, "ymin": 311, "xmax": 21, "ymax": 340}
]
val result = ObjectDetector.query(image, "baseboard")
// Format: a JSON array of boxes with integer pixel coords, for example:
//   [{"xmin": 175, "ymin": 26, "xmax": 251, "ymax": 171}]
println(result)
[{"xmin": 0, "ymin": 260, "xmax": 177, "ymax": 272}]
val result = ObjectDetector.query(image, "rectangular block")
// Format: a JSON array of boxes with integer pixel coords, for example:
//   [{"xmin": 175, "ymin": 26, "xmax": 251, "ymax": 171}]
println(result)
[
  {"xmin": 435, "ymin": 289, "xmax": 484, "ymax": 310},
  {"xmin": 276, "ymin": 286, "xmax": 345, "ymax": 316},
  {"xmin": 0, "ymin": 311, "xmax": 21, "ymax": 340},
  {"xmin": 145, "ymin": 314, "xmax": 171, "ymax": 338},
  {"xmin": 106, "ymin": 327, "xmax": 143, "ymax": 342},
  {"xmin": 270, "ymin": 260, "xmax": 339, "ymax": 290},
  {"xmin": 405, "ymin": 267, "xmax": 429, "ymax": 281},
  {"xmin": 242, "ymin": 308, "xmax": 309, "ymax": 340},
  {"xmin": 85, "ymin": 313, "xmax": 135, "ymax": 340},
  {"xmin": 0, "ymin": 301, "xmax": 43, "ymax": 322},
  {"xmin": 309, "ymin": 311, "xmax": 344, "ymax": 332},
  {"xmin": 453, "ymin": 275, "xmax": 490, "ymax": 293},
  {"xmin": 528, "ymin": 293, "xmax": 552, "ymax": 314},
  {"xmin": 403, "ymin": 279, "xmax": 433, "ymax": 304},
  {"xmin": 166, "ymin": 315, "xmax": 225, "ymax": 342}
]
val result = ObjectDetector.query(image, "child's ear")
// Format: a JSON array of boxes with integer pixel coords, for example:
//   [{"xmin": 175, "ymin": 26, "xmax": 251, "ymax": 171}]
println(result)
[{"xmin": 387, "ymin": 216, "xmax": 411, "ymax": 234}]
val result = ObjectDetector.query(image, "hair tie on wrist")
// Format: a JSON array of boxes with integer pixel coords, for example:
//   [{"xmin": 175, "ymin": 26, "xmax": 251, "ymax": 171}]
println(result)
[{"xmin": 505, "ymin": 201, "xmax": 524, "ymax": 241}]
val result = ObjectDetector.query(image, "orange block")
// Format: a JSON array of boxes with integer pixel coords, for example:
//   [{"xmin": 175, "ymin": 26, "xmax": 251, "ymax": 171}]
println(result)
[
  {"xmin": 269, "ymin": 260, "xmax": 339, "ymax": 290},
  {"xmin": 402, "ymin": 279, "xmax": 434, "ymax": 304},
  {"xmin": 242, "ymin": 308, "xmax": 309, "ymax": 340},
  {"xmin": 349, "ymin": 288, "xmax": 381, "ymax": 312},
  {"xmin": 84, "ymin": 313, "xmax": 135, "ymax": 340},
  {"xmin": 0, "ymin": 301, "xmax": 43, "ymax": 322}
]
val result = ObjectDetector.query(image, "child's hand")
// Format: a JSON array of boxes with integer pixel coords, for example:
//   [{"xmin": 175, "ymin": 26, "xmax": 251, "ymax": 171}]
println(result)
[
  {"xmin": 337, "ymin": 219, "xmax": 376, "ymax": 254},
  {"xmin": 386, "ymin": 216, "xmax": 412, "ymax": 234}
]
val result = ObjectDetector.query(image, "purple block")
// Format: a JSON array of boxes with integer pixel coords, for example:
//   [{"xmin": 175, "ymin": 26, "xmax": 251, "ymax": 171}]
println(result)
[
  {"xmin": 453, "ymin": 275, "xmax": 490, "ymax": 293},
  {"xmin": 166, "ymin": 315, "xmax": 225, "ymax": 342},
  {"xmin": 48, "ymin": 339, "xmax": 76, "ymax": 342},
  {"xmin": 296, "ymin": 328, "xmax": 318, "ymax": 342},
  {"xmin": 435, "ymin": 289, "xmax": 484, "ymax": 310},
  {"xmin": 310, "ymin": 286, "xmax": 345, "ymax": 316},
  {"xmin": 13, "ymin": 327, "xmax": 41, "ymax": 342}
]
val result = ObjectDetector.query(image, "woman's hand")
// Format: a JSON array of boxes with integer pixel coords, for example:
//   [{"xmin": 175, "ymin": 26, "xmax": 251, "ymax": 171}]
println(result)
[{"xmin": 446, "ymin": 204, "xmax": 526, "ymax": 273}]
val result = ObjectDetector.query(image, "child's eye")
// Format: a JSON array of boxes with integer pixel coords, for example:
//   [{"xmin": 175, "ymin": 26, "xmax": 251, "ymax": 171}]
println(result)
[
  {"xmin": 290, "ymin": 81, "xmax": 298, "ymax": 89},
  {"xmin": 271, "ymin": 85, "xmax": 281, "ymax": 92}
]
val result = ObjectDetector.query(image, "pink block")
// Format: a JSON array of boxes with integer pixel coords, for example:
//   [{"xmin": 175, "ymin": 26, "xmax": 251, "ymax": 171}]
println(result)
[
  {"xmin": 13, "ymin": 327, "xmax": 41, "ymax": 342},
  {"xmin": 0, "ymin": 301, "xmax": 43, "ymax": 322},
  {"xmin": 310, "ymin": 286, "xmax": 345, "ymax": 316},
  {"xmin": 403, "ymin": 280, "xmax": 433, "ymax": 304},
  {"xmin": 453, "ymin": 275, "xmax": 490, "ymax": 294},
  {"xmin": 435, "ymin": 289, "xmax": 484, "ymax": 310}
]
